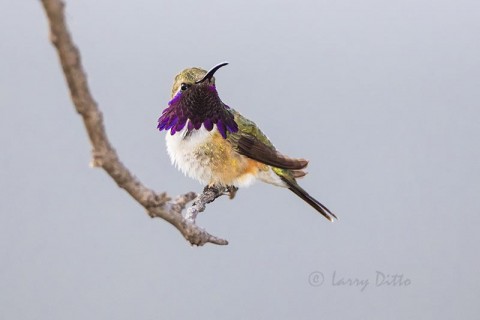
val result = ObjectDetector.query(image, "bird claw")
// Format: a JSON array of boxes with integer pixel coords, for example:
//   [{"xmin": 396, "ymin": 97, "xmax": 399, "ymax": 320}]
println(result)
[{"xmin": 225, "ymin": 185, "xmax": 238, "ymax": 199}]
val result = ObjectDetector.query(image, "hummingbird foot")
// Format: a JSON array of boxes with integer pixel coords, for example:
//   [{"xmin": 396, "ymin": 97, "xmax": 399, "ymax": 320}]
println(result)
[{"xmin": 226, "ymin": 185, "xmax": 239, "ymax": 199}]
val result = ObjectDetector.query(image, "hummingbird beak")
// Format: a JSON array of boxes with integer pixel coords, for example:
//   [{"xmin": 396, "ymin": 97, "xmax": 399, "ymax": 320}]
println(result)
[{"xmin": 195, "ymin": 62, "xmax": 229, "ymax": 84}]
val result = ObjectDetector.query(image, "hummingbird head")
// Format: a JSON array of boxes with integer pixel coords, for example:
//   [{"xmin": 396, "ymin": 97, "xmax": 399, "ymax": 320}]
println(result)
[{"xmin": 157, "ymin": 62, "xmax": 238, "ymax": 138}]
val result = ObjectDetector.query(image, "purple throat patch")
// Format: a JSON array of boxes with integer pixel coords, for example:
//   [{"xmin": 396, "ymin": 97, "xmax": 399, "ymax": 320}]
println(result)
[{"xmin": 157, "ymin": 91, "xmax": 238, "ymax": 139}]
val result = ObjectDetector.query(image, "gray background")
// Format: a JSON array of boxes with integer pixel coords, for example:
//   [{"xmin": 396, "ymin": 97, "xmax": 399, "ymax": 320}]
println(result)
[{"xmin": 1, "ymin": 0, "xmax": 479, "ymax": 319}]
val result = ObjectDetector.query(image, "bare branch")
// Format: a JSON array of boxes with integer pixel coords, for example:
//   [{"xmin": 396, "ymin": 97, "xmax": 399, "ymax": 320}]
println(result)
[
  {"xmin": 40, "ymin": 0, "xmax": 228, "ymax": 246},
  {"xmin": 186, "ymin": 186, "xmax": 227, "ymax": 223}
]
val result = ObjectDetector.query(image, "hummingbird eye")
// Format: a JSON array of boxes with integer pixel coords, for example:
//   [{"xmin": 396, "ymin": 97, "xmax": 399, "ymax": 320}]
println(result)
[{"xmin": 180, "ymin": 83, "xmax": 190, "ymax": 91}]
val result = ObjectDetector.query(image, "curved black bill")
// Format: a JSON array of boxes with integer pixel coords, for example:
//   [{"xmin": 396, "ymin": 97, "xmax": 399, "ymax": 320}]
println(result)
[{"xmin": 195, "ymin": 62, "xmax": 229, "ymax": 84}]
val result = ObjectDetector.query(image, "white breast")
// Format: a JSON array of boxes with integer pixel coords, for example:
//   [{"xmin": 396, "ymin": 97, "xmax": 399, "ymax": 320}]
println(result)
[
  {"xmin": 165, "ymin": 126, "xmax": 287, "ymax": 188},
  {"xmin": 165, "ymin": 127, "xmax": 214, "ymax": 185}
]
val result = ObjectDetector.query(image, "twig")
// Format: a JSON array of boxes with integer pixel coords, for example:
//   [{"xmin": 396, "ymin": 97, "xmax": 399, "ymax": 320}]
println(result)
[
  {"xmin": 186, "ymin": 186, "xmax": 227, "ymax": 223},
  {"xmin": 40, "ymin": 0, "xmax": 228, "ymax": 246}
]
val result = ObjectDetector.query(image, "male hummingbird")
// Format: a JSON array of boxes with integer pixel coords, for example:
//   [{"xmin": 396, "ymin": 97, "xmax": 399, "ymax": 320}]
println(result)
[{"xmin": 158, "ymin": 62, "xmax": 336, "ymax": 221}]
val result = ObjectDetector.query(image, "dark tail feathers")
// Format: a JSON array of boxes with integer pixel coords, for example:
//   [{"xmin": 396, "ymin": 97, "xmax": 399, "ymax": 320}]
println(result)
[{"xmin": 281, "ymin": 177, "xmax": 337, "ymax": 222}]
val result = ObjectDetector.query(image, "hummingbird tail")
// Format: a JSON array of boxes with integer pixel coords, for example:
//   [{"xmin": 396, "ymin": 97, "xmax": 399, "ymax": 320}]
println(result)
[{"xmin": 280, "ymin": 177, "xmax": 337, "ymax": 222}]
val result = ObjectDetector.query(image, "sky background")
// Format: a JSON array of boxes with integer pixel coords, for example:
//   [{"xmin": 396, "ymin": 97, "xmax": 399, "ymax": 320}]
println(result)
[{"xmin": 1, "ymin": 0, "xmax": 480, "ymax": 319}]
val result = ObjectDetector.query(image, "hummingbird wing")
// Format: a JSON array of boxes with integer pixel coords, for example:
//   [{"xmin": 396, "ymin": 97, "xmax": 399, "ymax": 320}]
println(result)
[
  {"xmin": 227, "ymin": 109, "xmax": 336, "ymax": 221},
  {"xmin": 227, "ymin": 110, "xmax": 308, "ymax": 170},
  {"xmin": 236, "ymin": 135, "xmax": 309, "ymax": 170}
]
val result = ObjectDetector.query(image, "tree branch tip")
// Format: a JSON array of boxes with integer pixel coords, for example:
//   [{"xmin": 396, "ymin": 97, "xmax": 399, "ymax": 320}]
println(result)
[
  {"xmin": 209, "ymin": 238, "xmax": 229, "ymax": 246},
  {"xmin": 180, "ymin": 191, "xmax": 198, "ymax": 202},
  {"xmin": 186, "ymin": 233, "xmax": 229, "ymax": 246}
]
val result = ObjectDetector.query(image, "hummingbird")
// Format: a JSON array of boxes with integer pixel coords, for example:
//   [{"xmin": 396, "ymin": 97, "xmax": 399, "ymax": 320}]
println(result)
[{"xmin": 158, "ymin": 62, "xmax": 336, "ymax": 221}]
